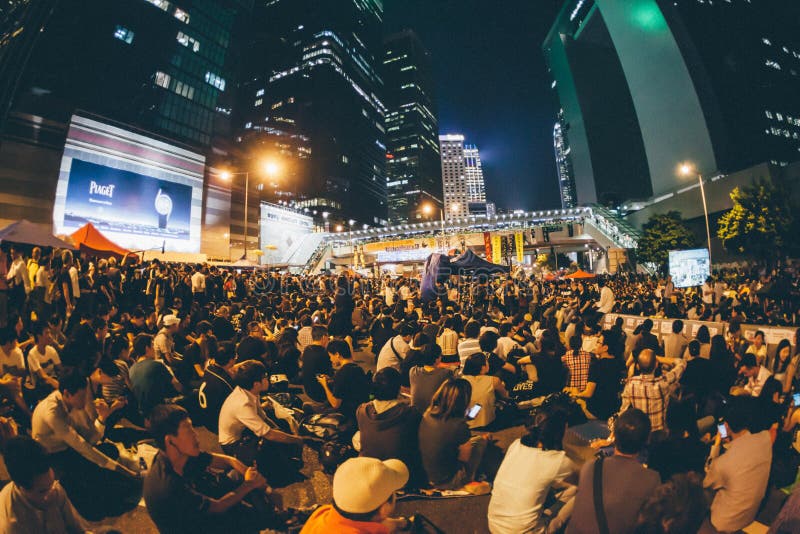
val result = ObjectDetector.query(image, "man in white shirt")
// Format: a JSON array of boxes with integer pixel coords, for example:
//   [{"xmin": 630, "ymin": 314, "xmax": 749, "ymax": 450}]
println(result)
[
  {"xmin": 6, "ymin": 246, "xmax": 32, "ymax": 297},
  {"xmin": 436, "ymin": 317, "xmax": 459, "ymax": 363},
  {"xmin": 595, "ymin": 279, "xmax": 615, "ymax": 314},
  {"xmin": 191, "ymin": 265, "xmax": 206, "ymax": 304},
  {"xmin": 662, "ymin": 320, "xmax": 689, "ymax": 359},
  {"xmin": 496, "ymin": 322, "xmax": 520, "ymax": 360},
  {"xmin": 218, "ymin": 361, "xmax": 303, "ymax": 486},
  {"xmin": 701, "ymin": 277, "xmax": 715, "ymax": 305},
  {"xmin": 734, "ymin": 353, "xmax": 772, "ymax": 397},
  {"xmin": 27, "ymin": 323, "xmax": 61, "ymax": 393},
  {"xmin": 376, "ymin": 324, "xmax": 414, "ymax": 372}
]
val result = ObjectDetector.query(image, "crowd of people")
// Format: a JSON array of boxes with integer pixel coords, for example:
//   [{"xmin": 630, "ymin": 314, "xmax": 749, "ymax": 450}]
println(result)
[{"xmin": 0, "ymin": 243, "xmax": 799, "ymax": 533}]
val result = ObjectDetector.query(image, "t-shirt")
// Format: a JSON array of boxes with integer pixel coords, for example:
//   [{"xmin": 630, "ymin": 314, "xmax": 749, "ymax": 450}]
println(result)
[
  {"xmin": 462, "ymin": 374, "xmax": 496, "ymax": 428},
  {"xmin": 27, "ymin": 345, "xmax": 61, "ymax": 382},
  {"xmin": 332, "ymin": 362, "xmax": 370, "ymax": 420},
  {"xmin": 409, "ymin": 366, "xmax": 452, "ymax": 410},
  {"xmin": 301, "ymin": 345, "xmax": 333, "ymax": 403},
  {"xmin": 0, "ymin": 345, "xmax": 25, "ymax": 377},
  {"xmin": 237, "ymin": 336, "xmax": 268, "ymax": 362},
  {"xmin": 566, "ymin": 456, "xmax": 660, "ymax": 534},
  {"xmin": 129, "ymin": 359, "xmax": 176, "ymax": 416},
  {"xmin": 418, "ymin": 414, "xmax": 470, "ymax": 485},
  {"xmin": 530, "ymin": 353, "xmax": 566, "ymax": 396},
  {"xmin": 488, "ymin": 440, "xmax": 576, "ymax": 534},
  {"xmin": 300, "ymin": 504, "xmax": 388, "ymax": 534},
  {"xmin": 585, "ymin": 357, "xmax": 625, "ymax": 420}
]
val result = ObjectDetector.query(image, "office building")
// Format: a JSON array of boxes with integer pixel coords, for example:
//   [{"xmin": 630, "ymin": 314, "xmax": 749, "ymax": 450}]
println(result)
[
  {"xmin": 543, "ymin": 0, "xmax": 800, "ymax": 208},
  {"xmin": 439, "ymin": 134, "xmax": 488, "ymax": 219},
  {"xmin": 553, "ymin": 111, "xmax": 577, "ymax": 208},
  {"xmin": 240, "ymin": 0, "xmax": 388, "ymax": 227},
  {"xmin": 382, "ymin": 29, "xmax": 442, "ymax": 225}
]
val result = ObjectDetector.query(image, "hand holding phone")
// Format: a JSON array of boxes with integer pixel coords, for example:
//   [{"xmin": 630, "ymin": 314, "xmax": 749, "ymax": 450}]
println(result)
[
  {"xmin": 793, "ymin": 392, "xmax": 800, "ymax": 408},
  {"xmin": 717, "ymin": 421, "xmax": 728, "ymax": 440},
  {"xmin": 466, "ymin": 403, "xmax": 482, "ymax": 420}
]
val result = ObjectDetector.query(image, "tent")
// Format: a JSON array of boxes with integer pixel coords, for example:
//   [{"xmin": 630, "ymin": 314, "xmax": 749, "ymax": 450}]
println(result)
[
  {"xmin": 70, "ymin": 223, "xmax": 136, "ymax": 260},
  {"xmin": 420, "ymin": 249, "xmax": 509, "ymax": 302},
  {"xmin": 0, "ymin": 219, "xmax": 74, "ymax": 249},
  {"xmin": 564, "ymin": 269, "xmax": 595, "ymax": 279}
]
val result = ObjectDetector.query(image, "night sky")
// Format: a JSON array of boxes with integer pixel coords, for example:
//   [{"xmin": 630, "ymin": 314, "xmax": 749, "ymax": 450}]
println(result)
[{"xmin": 384, "ymin": 0, "xmax": 564, "ymax": 211}]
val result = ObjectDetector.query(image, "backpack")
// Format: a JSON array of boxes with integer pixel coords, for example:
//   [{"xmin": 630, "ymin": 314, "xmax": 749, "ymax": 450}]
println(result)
[
  {"xmin": 299, "ymin": 412, "xmax": 350, "ymax": 442},
  {"xmin": 318, "ymin": 441, "xmax": 356, "ymax": 474}
]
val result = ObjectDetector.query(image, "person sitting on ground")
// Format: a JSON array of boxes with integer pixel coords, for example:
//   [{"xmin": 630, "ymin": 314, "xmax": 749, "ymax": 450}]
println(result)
[
  {"xmin": 488, "ymin": 406, "xmax": 578, "ymax": 534},
  {"xmin": 300, "ymin": 325, "xmax": 332, "ymax": 405},
  {"xmin": 568, "ymin": 330, "xmax": 626, "ymax": 421},
  {"xmin": 561, "ymin": 334, "xmax": 592, "ymax": 395},
  {"xmin": 409, "ymin": 342, "xmax": 452, "ymax": 411},
  {"xmin": 31, "ymin": 367, "xmax": 140, "ymax": 520},
  {"xmin": 316, "ymin": 339, "xmax": 371, "ymax": 426},
  {"xmin": 646, "ymin": 398, "xmax": 710, "ymax": 482},
  {"xmin": 662, "ymin": 319, "xmax": 689, "ymax": 360},
  {"xmin": 144, "ymin": 404, "xmax": 289, "ymax": 534},
  {"xmin": 218, "ymin": 360, "xmax": 304, "ymax": 487},
  {"xmin": 461, "ymin": 352, "xmax": 509, "ymax": 429},
  {"xmin": 566, "ymin": 408, "xmax": 661, "ymax": 534},
  {"xmin": 478, "ymin": 330, "xmax": 516, "ymax": 383},
  {"xmin": 129, "ymin": 333, "xmax": 183, "ymax": 419},
  {"xmin": 704, "ymin": 396, "xmax": 773, "ymax": 533},
  {"xmin": 197, "ymin": 341, "xmax": 237, "ymax": 433},
  {"xmin": 0, "ymin": 436, "xmax": 89, "ymax": 533},
  {"xmin": 436, "ymin": 316, "xmax": 459, "ymax": 364},
  {"xmin": 634, "ymin": 473, "xmax": 709, "ymax": 534},
  {"xmin": 26, "ymin": 321, "xmax": 61, "ymax": 399},
  {"xmin": 300, "ymin": 457, "xmax": 410, "ymax": 533},
  {"xmin": 356, "ymin": 367, "xmax": 423, "ymax": 487},
  {"xmin": 418, "ymin": 378, "xmax": 491, "ymax": 492},
  {"xmin": 236, "ymin": 320, "xmax": 270, "ymax": 365},
  {"xmin": 731, "ymin": 353, "xmax": 772, "ymax": 397},
  {"xmin": 457, "ymin": 320, "xmax": 482, "ymax": 367},
  {"xmin": 376, "ymin": 322, "xmax": 414, "ymax": 372},
  {"xmin": 619, "ymin": 349, "xmax": 686, "ymax": 433}
]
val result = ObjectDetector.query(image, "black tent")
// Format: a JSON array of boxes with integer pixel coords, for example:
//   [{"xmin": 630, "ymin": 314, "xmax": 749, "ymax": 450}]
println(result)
[{"xmin": 420, "ymin": 250, "xmax": 509, "ymax": 302}]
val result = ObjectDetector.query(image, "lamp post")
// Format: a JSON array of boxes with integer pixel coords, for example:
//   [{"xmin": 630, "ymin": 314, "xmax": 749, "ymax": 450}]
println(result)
[
  {"xmin": 220, "ymin": 160, "xmax": 279, "ymax": 261},
  {"xmin": 422, "ymin": 202, "xmax": 459, "ymax": 249},
  {"xmin": 679, "ymin": 163, "xmax": 712, "ymax": 263}
]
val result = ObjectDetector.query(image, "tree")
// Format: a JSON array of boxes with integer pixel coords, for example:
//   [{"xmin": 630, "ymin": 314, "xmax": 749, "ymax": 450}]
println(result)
[
  {"xmin": 716, "ymin": 179, "xmax": 793, "ymax": 263},
  {"xmin": 637, "ymin": 211, "xmax": 697, "ymax": 272}
]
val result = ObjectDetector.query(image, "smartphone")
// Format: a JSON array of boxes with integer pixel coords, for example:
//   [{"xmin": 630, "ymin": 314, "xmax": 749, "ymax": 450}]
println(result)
[
  {"xmin": 717, "ymin": 422, "xmax": 728, "ymax": 440},
  {"xmin": 793, "ymin": 392, "xmax": 800, "ymax": 407},
  {"xmin": 466, "ymin": 403, "xmax": 482, "ymax": 420}
]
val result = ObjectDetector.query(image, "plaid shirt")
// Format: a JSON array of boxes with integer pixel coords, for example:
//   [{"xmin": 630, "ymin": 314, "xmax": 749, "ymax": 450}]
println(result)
[
  {"xmin": 620, "ymin": 359, "xmax": 686, "ymax": 431},
  {"xmin": 562, "ymin": 350, "xmax": 592, "ymax": 391}
]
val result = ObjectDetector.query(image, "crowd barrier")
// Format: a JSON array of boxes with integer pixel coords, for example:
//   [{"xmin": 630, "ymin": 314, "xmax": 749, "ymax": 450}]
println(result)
[{"xmin": 601, "ymin": 313, "xmax": 797, "ymax": 363}]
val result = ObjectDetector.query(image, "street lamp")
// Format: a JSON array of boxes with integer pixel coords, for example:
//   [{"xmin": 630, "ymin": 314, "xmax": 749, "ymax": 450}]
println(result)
[
  {"xmin": 219, "ymin": 159, "xmax": 280, "ymax": 260},
  {"xmin": 679, "ymin": 162, "xmax": 712, "ymax": 263}
]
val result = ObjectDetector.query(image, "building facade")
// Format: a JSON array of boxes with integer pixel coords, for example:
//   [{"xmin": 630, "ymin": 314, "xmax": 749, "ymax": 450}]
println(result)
[
  {"xmin": 543, "ymin": 0, "xmax": 800, "ymax": 208},
  {"xmin": 240, "ymin": 0, "xmax": 388, "ymax": 228},
  {"xmin": 439, "ymin": 134, "xmax": 489, "ymax": 219},
  {"xmin": 553, "ymin": 111, "xmax": 577, "ymax": 209},
  {"xmin": 382, "ymin": 29, "xmax": 442, "ymax": 225}
]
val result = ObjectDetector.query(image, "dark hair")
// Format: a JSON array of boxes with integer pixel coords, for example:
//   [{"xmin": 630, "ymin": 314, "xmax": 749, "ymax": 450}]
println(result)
[
  {"xmin": 0, "ymin": 327, "xmax": 15, "ymax": 346},
  {"xmin": 31, "ymin": 321, "xmax": 47, "ymax": 341},
  {"xmin": 4, "ymin": 437, "xmax": 51, "ymax": 489},
  {"xmin": 91, "ymin": 317, "xmax": 107, "ymax": 332},
  {"xmin": 665, "ymin": 399, "xmax": 698, "ymax": 439},
  {"xmin": 499, "ymin": 322, "xmax": 513, "ymax": 336},
  {"xmin": 462, "ymin": 352, "xmax": 487, "ymax": 376},
  {"xmin": 687, "ymin": 340, "xmax": 700, "ymax": 358},
  {"xmin": 478, "ymin": 330, "xmax": 499, "ymax": 353},
  {"xmin": 723, "ymin": 396, "xmax": 756, "ymax": 433},
  {"xmin": 521, "ymin": 408, "xmax": 567, "ymax": 451},
  {"xmin": 327, "ymin": 339, "xmax": 351, "ymax": 359},
  {"xmin": 149, "ymin": 404, "xmax": 190, "ymax": 450},
  {"xmin": 311, "ymin": 325, "xmax": 328, "ymax": 341},
  {"xmin": 671, "ymin": 320, "xmax": 684, "ymax": 334},
  {"xmin": 196, "ymin": 321, "xmax": 213, "ymax": 335},
  {"xmin": 464, "ymin": 320, "xmax": 481, "ymax": 339},
  {"xmin": 427, "ymin": 378, "xmax": 471, "ymax": 420},
  {"xmin": 642, "ymin": 319, "xmax": 653, "ymax": 332},
  {"xmin": 372, "ymin": 367, "xmax": 402, "ymax": 401},
  {"xmin": 774, "ymin": 339, "xmax": 793, "ymax": 373},
  {"xmin": 709, "ymin": 335, "xmax": 728, "ymax": 361},
  {"xmin": 58, "ymin": 367, "xmax": 88, "ymax": 395},
  {"xmin": 108, "ymin": 334, "xmax": 131, "ymax": 360},
  {"xmin": 97, "ymin": 356, "xmax": 121, "ymax": 378},
  {"xmin": 635, "ymin": 473, "xmax": 708, "ymax": 534},
  {"xmin": 215, "ymin": 341, "xmax": 236, "ymax": 366},
  {"xmin": 132, "ymin": 334, "xmax": 153, "ymax": 358},
  {"xmin": 235, "ymin": 360, "xmax": 267, "ymax": 390},
  {"xmin": 615, "ymin": 408, "xmax": 651, "ymax": 455},
  {"xmin": 696, "ymin": 325, "xmax": 710, "ymax": 344},
  {"xmin": 418, "ymin": 342, "xmax": 441, "ymax": 366},
  {"xmin": 568, "ymin": 334, "xmax": 582, "ymax": 351}
]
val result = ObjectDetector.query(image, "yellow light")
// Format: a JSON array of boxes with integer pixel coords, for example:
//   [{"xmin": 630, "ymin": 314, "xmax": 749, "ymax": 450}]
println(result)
[
  {"xmin": 335, "ymin": 224, "xmax": 343, "ymax": 232},
  {"xmin": 422, "ymin": 204, "xmax": 433, "ymax": 215},
  {"xmin": 220, "ymin": 170, "xmax": 232, "ymax": 180},
  {"xmin": 679, "ymin": 163, "xmax": 693, "ymax": 176},
  {"xmin": 450, "ymin": 203, "xmax": 460, "ymax": 213},
  {"xmin": 263, "ymin": 160, "xmax": 280, "ymax": 176}
]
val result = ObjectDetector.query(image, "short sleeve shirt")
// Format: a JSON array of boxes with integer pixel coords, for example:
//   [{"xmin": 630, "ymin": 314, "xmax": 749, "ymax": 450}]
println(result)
[
  {"xmin": 418, "ymin": 414, "xmax": 471, "ymax": 485},
  {"xmin": 332, "ymin": 362, "xmax": 370, "ymax": 420},
  {"xmin": 27, "ymin": 345, "xmax": 61, "ymax": 382},
  {"xmin": 143, "ymin": 451, "xmax": 214, "ymax": 533}
]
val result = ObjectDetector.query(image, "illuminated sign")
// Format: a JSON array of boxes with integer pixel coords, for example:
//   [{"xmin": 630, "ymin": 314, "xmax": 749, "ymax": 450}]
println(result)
[{"xmin": 668, "ymin": 248, "xmax": 710, "ymax": 288}]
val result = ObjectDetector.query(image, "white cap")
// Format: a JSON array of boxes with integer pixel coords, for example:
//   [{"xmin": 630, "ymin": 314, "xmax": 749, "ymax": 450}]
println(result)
[
  {"xmin": 162, "ymin": 314, "xmax": 180, "ymax": 326},
  {"xmin": 332, "ymin": 458, "xmax": 409, "ymax": 514}
]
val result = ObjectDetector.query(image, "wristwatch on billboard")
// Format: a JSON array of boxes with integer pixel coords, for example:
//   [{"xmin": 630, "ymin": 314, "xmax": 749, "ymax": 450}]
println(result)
[{"xmin": 154, "ymin": 189, "xmax": 173, "ymax": 229}]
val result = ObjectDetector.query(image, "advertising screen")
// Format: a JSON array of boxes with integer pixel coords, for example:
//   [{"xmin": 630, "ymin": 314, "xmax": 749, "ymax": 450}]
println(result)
[
  {"xmin": 260, "ymin": 203, "xmax": 314, "ymax": 265},
  {"xmin": 668, "ymin": 248, "xmax": 710, "ymax": 288},
  {"xmin": 63, "ymin": 159, "xmax": 193, "ymax": 240}
]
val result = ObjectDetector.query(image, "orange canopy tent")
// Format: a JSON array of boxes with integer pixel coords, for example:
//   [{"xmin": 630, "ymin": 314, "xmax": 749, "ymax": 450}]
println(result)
[
  {"xmin": 564, "ymin": 269, "xmax": 596, "ymax": 279},
  {"xmin": 70, "ymin": 223, "xmax": 137, "ymax": 260}
]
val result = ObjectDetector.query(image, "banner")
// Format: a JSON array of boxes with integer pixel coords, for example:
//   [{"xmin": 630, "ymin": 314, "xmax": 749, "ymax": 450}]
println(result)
[
  {"xmin": 483, "ymin": 232, "xmax": 492, "ymax": 260},
  {"xmin": 515, "ymin": 232, "xmax": 524, "ymax": 263},
  {"xmin": 491, "ymin": 234, "xmax": 502, "ymax": 264}
]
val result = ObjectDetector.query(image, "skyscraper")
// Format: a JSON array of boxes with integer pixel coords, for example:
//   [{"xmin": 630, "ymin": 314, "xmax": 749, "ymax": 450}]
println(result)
[
  {"xmin": 382, "ymin": 29, "xmax": 441, "ymax": 225},
  {"xmin": 240, "ymin": 0, "xmax": 388, "ymax": 227},
  {"xmin": 553, "ymin": 111, "xmax": 576, "ymax": 208},
  {"xmin": 543, "ymin": 0, "xmax": 800, "ymax": 207},
  {"xmin": 439, "ymin": 134, "xmax": 488, "ymax": 219}
]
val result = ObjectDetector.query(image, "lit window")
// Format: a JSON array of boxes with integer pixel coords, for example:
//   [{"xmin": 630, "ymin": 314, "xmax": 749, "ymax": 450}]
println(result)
[
  {"xmin": 765, "ymin": 110, "xmax": 773, "ymax": 119},
  {"xmin": 254, "ymin": 98, "xmax": 263, "ymax": 107},
  {"xmin": 177, "ymin": 31, "xmax": 200, "ymax": 52},
  {"xmin": 777, "ymin": 113, "xmax": 784, "ymax": 121},
  {"xmin": 272, "ymin": 101, "xmax": 283, "ymax": 109},
  {"xmin": 154, "ymin": 71, "xmax": 171, "ymax": 88},
  {"xmin": 204, "ymin": 71, "xmax": 226, "ymax": 91},
  {"xmin": 174, "ymin": 8, "xmax": 189, "ymax": 23},
  {"xmin": 256, "ymin": 89, "xmax": 265, "ymax": 97},
  {"xmin": 114, "ymin": 25, "xmax": 134, "ymax": 44},
  {"xmin": 145, "ymin": 0, "xmax": 170, "ymax": 12},
  {"xmin": 762, "ymin": 37, "xmax": 772, "ymax": 46}
]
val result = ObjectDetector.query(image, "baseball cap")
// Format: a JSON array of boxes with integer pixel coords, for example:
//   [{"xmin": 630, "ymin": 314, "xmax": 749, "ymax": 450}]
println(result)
[
  {"xmin": 332, "ymin": 458, "xmax": 409, "ymax": 514},
  {"xmin": 162, "ymin": 314, "xmax": 180, "ymax": 327}
]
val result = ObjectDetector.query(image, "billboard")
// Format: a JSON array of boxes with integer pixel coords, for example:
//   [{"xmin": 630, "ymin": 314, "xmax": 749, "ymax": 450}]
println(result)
[
  {"xmin": 668, "ymin": 248, "xmax": 710, "ymax": 288},
  {"xmin": 53, "ymin": 115, "xmax": 204, "ymax": 253},
  {"xmin": 260, "ymin": 203, "xmax": 314, "ymax": 265},
  {"xmin": 63, "ymin": 159, "xmax": 193, "ymax": 240}
]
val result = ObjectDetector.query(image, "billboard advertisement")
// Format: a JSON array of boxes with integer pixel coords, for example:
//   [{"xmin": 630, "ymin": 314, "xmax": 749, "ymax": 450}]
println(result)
[
  {"xmin": 260, "ymin": 203, "xmax": 314, "ymax": 266},
  {"xmin": 53, "ymin": 114, "xmax": 205, "ymax": 253},
  {"xmin": 668, "ymin": 248, "xmax": 710, "ymax": 288},
  {"xmin": 63, "ymin": 159, "xmax": 193, "ymax": 240}
]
